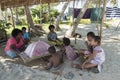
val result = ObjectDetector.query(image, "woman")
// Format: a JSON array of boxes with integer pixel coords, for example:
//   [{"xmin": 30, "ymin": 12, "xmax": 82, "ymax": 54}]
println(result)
[{"xmin": 5, "ymin": 28, "xmax": 25, "ymax": 58}]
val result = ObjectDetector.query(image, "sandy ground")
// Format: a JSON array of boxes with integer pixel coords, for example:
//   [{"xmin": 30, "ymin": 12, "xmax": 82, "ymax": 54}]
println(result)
[{"xmin": 0, "ymin": 23, "xmax": 120, "ymax": 80}]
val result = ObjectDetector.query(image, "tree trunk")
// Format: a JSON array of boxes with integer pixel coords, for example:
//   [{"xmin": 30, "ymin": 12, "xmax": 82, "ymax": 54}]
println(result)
[
  {"xmin": 96, "ymin": 0, "xmax": 102, "ymax": 36},
  {"xmin": 24, "ymin": 5, "xmax": 34, "ymax": 29},
  {"xmin": 10, "ymin": 8, "xmax": 15, "ymax": 28},
  {"xmin": 24, "ymin": 5, "xmax": 45, "ymax": 37},
  {"xmin": 55, "ymin": 1, "xmax": 69, "ymax": 31},
  {"xmin": 65, "ymin": 0, "xmax": 89, "ymax": 37},
  {"xmin": 72, "ymin": 0, "xmax": 75, "ymax": 23},
  {"xmin": 48, "ymin": 3, "xmax": 50, "ymax": 17},
  {"xmin": 100, "ymin": 0, "xmax": 107, "ymax": 39},
  {"xmin": 15, "ymin": 7, "xmax": 19, "ymax": 24}
]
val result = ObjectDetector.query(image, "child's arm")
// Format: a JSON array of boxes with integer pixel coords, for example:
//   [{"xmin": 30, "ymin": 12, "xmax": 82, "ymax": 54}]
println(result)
[
  {"xmin": 46, "ymin": 58, "xmax": 53, "ymax": 70},
  {"xmin": 84, "ymin": 41, "xmax": 89, "ymax": 50}
]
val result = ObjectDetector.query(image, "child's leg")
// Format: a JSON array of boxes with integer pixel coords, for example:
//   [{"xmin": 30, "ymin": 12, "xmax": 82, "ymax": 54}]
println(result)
[
  {"xmin": 83, "ymin": 62, "xmax": 97, "ymax": 69},
  {"xmin": 56, "ymin": 40, "xmax": 63, "ymax": 46},
  {"xmin": 48, "ymin": 41, "xmax": 56, "ymax": 46}
]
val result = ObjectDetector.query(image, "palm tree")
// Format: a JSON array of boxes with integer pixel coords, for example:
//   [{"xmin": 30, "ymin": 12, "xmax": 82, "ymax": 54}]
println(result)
[
  {"xmin": 65, "ymin": 0, "xmax": 90, "ymax": 37},
  {"xmin": 55, "ymin": 1, "xmax": 69, "ymax": 31}
]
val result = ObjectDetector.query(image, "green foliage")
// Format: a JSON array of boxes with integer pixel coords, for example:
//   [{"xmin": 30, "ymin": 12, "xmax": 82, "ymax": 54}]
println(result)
[
  {"xmin": 80, "ymin": 19, "xmax": 91, "ymax": 24},
  {"xmin": 49, "ymin": 9, "xmax": 59, "ymax": 18},
  {"xmin": 19, "ymin": 16, "xmax": 27, "ymax": 25},
  {"xmin": 0, "ymin": 20, "xmax": 6, "ymax": 29},
  {"xmin": 104, "ymin": 23, "xmax": 109, "ymax": 28},
  {"xmin": 69, "ymin": 22, "xmax": 73, "ymax": 27},
  {"xmin": 110, "ymin": 0, "xmax": 117, "ymax": 5},
  {"xmin": 18, "ymin": 7, "xmax": 25, "ymax": 15},
  {"xmin": 31, "ymin": 8, "xmax": 40, "ymax": 18}
]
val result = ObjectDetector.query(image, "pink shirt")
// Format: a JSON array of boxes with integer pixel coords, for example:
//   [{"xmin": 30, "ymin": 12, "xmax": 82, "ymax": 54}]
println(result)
[
  {"xmin": 5, "ymin": 37, "xmax": 24, "ymax": 52},
  {"xmin": 65, "ymin": 45, "xmax": 77, "ymax": 60}
]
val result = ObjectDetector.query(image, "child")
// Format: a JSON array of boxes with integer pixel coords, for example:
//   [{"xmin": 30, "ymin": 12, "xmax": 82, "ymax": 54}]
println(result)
[
  {"xmin": 47, "ymin": 25, "xmax": 62, "ymax": 46},
  {"xmin": 63, "ymin": 37, "xmax": 78, "ymax": 61},
  {"xmin": 21, "ymin": 27, "xmax": 29, "ymax": 44},
  {"xmin": 72, "ymin": 36, "xmax": 105, "ymax": 72},
  {"xmin": 46, "ymin": 46, "xmax": 63, "ymax": 71},
  {"xmin": 81, "ymin": 32, "xmax": 95, "ymax": 57}
]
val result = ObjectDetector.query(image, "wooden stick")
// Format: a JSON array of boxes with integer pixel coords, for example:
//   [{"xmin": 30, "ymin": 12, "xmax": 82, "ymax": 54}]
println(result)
[{"xmin": 100, "ymin": 0, "xmax": 107, "ymax": 43}]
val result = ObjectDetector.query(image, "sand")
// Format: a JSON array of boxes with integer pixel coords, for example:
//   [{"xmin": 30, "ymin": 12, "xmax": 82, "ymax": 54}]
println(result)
[{"xmin": 0, "ymin": 23, "xmax": 120, "ymax": 80}]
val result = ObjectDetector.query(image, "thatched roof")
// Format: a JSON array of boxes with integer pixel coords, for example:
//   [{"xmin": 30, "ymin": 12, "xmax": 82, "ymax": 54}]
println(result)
[
  {"xmin": 0, "ymin": 0, "xmax": 69, "ymax": 9},
  {"xmin": 0, "ymin": 0, "xmax": 101, "ymax": 10}
]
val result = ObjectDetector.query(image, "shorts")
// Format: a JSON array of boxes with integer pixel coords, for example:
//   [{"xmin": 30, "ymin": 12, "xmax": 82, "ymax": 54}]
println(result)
[
  {"xmin": 90, "ymin": 60, "xmax": 104, "ymax": 73},
  {"xmin": 5, "ymin": 50, "xmax": 18, "ymax": 58},
  {"xmin": 90, "ymin": 60, "xmax": 99, "ymax": 65}
]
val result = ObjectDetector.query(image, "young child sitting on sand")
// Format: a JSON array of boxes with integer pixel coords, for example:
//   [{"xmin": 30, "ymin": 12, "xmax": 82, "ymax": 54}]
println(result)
[
  {"xmin": 63, "ymin": 37, "xmax": 78, "ymax": 61},
  {"xmin": 45, "ymin": 46, "xmax": 63, "ymax": 71},
  {"xmin": 80, "ymin": 32, "xmax": 95, "ymax": 58},
  {"xmin": 47, "ymin": 25, "xmax": 62, "ymax": 46},
  {"xmin": 72, "ymin": 36, "xmax": 105, "ymax": 72},
  {"xmin": 21, "ymin": 27, "xmax": 30, "ymax": 45}
]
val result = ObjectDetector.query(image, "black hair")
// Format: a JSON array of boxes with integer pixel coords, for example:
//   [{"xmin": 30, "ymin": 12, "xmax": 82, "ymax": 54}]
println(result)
[
  {"xmin": 87, "ymin": 32, "xmax": 95, "ymax": 38},
  {"xmin": 63, "ymin": 37, "xmax": 70, "ymax": 46},
  {"xmin": 49, "ymin": 25, "xmax": 55, "ymax": 30},
  {"xmin": 11, "ymin": 28, "xmax": 22, "ymax": 38},
  {"xmin": 93, "ymin": 36, "xmax": 101, "ymax": 45},
  {"xmin": 22, "ymin": 27, "xmax": 26, "ymax": 30},
  {"xmin": 48, "ymin": 46, "xmax": 56, "ymax": 54}
]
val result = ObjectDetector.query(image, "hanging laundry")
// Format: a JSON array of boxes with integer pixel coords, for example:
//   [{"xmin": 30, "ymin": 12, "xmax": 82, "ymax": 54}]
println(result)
[
  {"xmin": 74, "ymin": 8, "xmax": 91, "ymax": 19},
  {"xmin": 90, "ymin": 8, "xmax": 103, "ymax": 23},
  {"xmin": 106, "ymin": 7, "xmax": 120, "ymax": 18}
]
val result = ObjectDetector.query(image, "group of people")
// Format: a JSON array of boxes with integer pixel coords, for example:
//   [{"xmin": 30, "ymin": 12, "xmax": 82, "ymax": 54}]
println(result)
[
  {"xmin": 4, "ymin": 27, "xmax": 29, "ymax": 58},
  {"xmin": 4, "ymin": 25, "xmax": 105, "ymax": 73}
]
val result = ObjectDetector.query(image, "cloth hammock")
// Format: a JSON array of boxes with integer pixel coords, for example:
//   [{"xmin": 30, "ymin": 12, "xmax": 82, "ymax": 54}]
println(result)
[{"xmin": 19, "ymin": 41, "xmax": 50, "ymax": 63}]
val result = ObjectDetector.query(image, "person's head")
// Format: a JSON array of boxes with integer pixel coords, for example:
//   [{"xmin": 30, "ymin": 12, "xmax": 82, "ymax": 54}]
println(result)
[
  {"xmin": 63, "ymin": 37, "xmax": 70, "ymax": 46},
  {"xmin": 22, "ymin": 27, "xmax": 26, "ymax": 33},
  {"xmin": 91, "ymin": 36, "xmax": 101, "ymax": 46},
  {"xmin": 48, "ymin": 46, "xmax": 56, "ymax": 55},
  {"xmin": 87, "ymin": 32, "xmax": 95, "ymax": 42},
  {"xmin": 12, "ymin": 28, "xmax": 22, "ymax": 38},
  {"xmin": 49, "ymin": 25, "xmax": 55, "ymax": 32}
]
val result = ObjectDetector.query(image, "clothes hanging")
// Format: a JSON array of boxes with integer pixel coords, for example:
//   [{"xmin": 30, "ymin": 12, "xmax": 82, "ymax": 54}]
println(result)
[{"xmin": 106, "ymin": 7, "xmax": 120, "ymax": 18}]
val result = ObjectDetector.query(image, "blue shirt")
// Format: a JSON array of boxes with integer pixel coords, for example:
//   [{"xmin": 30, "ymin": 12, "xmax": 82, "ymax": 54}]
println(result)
[{"xmin": 23, "ymin": 32, "xmax": 29, "ymax": 39}]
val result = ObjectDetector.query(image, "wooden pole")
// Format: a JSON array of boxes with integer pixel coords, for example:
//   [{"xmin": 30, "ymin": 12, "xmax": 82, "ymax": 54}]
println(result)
[
  {"xmin": 72, "ymin": 0, "xmax": 75, "ymax": 23},
  {"xmin": 100, "ymin": 0, "xmax": 107, "ymax": 38},
  {"xmin": 10, "ymin": 8, "xmax": 15, "ymax": 28},
  {"xmin": 96, "ymin": 0, "xmax": 101, "ymax": 36}
]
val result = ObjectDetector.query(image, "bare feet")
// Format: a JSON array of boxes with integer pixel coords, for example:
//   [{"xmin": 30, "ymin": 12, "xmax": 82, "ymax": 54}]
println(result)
[{"xmin": 71, "ymin": 63, "xmax": 81, "ymax": 69}]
